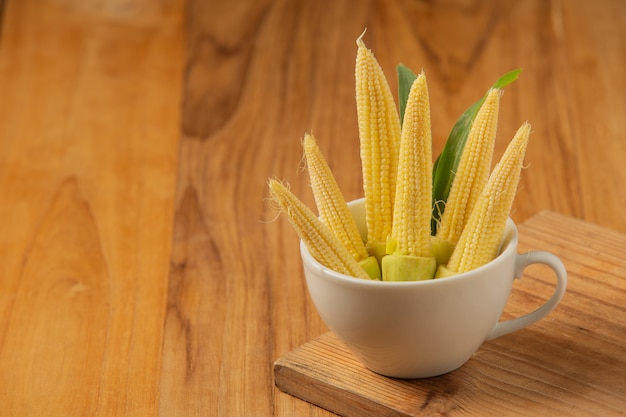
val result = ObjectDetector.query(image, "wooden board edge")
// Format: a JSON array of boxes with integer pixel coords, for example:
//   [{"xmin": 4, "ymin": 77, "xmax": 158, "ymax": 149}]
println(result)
[{"xmin": 274, "ymin": 348, "xmax": 409, "ymax": 417}]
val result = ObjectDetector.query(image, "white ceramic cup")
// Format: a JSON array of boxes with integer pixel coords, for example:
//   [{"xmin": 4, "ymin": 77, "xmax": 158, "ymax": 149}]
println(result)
[{"xmin": 301, "ymin": 198, "xmax": 567, "ymax": 378}]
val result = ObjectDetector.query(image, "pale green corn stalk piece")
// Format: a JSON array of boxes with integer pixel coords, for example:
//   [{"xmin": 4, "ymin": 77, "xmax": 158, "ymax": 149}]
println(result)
[
  {"xmin": 382, "ymin": 73, "xmax": 436, "ymax": 281},
  {"xmin": 269, "ymin": 179, "xmax": 371, "ymax": 280},
  {"xmin": 303, "ymin": 133, "xmax": 381, "ymax": 279},
  {"xmin": 355, "ymin": 35, "xmax": 401, "ymax": 263},
  {"xmin": 436, "ymin": 122, "xmax": 531, "ymax": 277},
  {"xmin": 432, "ymin": 88, "xmax": 501, "ymax": 266}
]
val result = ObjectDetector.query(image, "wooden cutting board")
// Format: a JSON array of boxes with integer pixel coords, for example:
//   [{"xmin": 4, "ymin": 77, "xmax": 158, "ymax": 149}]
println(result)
[{"xmin": 274, "ymin": 211, "xmax": 626, "ymax": 416}]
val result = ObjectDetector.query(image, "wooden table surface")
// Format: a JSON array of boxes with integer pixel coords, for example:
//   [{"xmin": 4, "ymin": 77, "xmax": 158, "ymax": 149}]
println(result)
[{"xmin": 0, "ymin": 0, "xmax": 624, "ymax": 415}]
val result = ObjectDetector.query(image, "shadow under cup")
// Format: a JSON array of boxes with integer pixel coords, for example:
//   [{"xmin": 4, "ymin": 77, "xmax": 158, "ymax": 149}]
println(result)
[{"xmin": 301, "ymin": 198, "xmax": 567, "ymax": 379}]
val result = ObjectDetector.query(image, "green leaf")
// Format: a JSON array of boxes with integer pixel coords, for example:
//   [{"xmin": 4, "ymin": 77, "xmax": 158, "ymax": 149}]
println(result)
[
  {"xmin": 397, "ymin": 64, "xmax": 417, "ymax": 125},
  {"xmin": 492, "ymin": 68, "xmax": 523, "ymax": 89},
  {"xmin": 431, "ymin": 69, "xmax": 522, "ymax": 234}
]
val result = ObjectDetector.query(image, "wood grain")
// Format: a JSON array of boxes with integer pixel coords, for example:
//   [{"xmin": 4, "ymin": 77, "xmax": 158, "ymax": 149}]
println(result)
[
  {"xmin": 274, "ymin": 211, "xmax": 626, "ymax": 416},
  {"xmin": 1, "ymin": 0, "xmax": 625, "ymax": 416},
  {"xmin": 0, "ymin": 0, "xmax": 185, "ymax": 415},
  {"xmin": 0, "ymin": 1, "xmax": 4, "ymax": 35}
]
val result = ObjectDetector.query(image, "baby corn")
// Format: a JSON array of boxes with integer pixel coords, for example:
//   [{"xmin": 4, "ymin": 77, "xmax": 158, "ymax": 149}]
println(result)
[
  {"xmin": 355, "ymin": 36, "xmax": 401, "ymax": 261},
  {"xmin": 436, "ymin": 122, "xmax": 531, "ymax": 277},
  {"xmin": 269, "ymin": 179, "xmax": 371, "ymax": 280},
  {"xmin": 303, "ymin": 133, "xmax": 381, "ymax": 279},
  {"xmin": 268, "ymin": 35, "xmax": 531, "ymax": 283},
  {"xmin": 382, "ymin": 73, "xmax": 436, "ymax": 281},
  {"xmin": 432, "ymin": 88, "xmax": 501, "ymax": 265}
]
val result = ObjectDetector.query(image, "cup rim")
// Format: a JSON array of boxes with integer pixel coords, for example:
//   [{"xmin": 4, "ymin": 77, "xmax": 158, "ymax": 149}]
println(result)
[{"xmin": 300, "ymin": 199, "xmax": 518, "ymax": 287}]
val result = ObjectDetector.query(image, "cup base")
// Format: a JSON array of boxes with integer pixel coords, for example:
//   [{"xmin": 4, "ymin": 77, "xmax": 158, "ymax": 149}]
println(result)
[{"xmin": 357, "ymin": 350, "xmax": 470, "ymax": 379}]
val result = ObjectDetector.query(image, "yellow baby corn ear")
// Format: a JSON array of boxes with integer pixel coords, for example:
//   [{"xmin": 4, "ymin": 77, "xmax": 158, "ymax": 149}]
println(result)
[
  {"xmin": 355, "ymin": 36, "xmax": 401, "ymax": 262},
  {"xmin": 382, "ymin": 73, "xmax": 436, "ymax": 281},
  {"xmin": 268, "ymin": 179, "xmax": 371, "ymax": 280},
  {"xmin": 432, "ymin": 88, "xmax": 501, "ymax": 266},
  {"xmin": 436, "ymin": 122, "xmax": 531, "ymax": 277},
  {"xmin": 303, "ymin": 133, "xmax": 381, "ymax": 279}
]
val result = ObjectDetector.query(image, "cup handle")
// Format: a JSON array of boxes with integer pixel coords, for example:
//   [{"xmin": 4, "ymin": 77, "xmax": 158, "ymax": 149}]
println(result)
[{"xmin": 485, "ymin": 251, "xmax": 567, "ymax": 341}]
